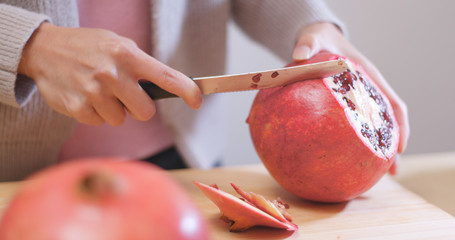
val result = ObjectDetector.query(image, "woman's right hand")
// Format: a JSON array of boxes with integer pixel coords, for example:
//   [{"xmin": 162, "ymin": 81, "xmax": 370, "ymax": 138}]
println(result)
[{"xmin": 18, "ymin": 22, "xmax": 202, "ymax": 126}]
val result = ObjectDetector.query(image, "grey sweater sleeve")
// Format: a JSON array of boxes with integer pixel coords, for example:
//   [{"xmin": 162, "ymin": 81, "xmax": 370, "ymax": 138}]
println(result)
[
  {"xmin": 0, "ymin": 3, "xmax": 50, "ymax": 107},
  {"xmin": 232, "ymin": 0, "xmax": 346, "ymax": 62}
]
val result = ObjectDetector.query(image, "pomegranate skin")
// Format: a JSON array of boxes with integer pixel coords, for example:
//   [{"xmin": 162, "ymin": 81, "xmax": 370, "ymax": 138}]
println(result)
[
  {"xmin": 247, "ymin": 52, "xmax": 398, "ymax": 203},
  {"xmin": 0, "ymin": 158, "xmax": 209, "ymax": 240}
]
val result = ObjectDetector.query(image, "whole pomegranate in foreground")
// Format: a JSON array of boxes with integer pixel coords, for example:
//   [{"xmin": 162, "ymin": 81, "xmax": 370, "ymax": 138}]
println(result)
[
  {"xmin": 247, "ymin": 51, "xmax": 399, "ymax": 202},
  {"xmin": 0, "ymin": 158, "xmax": 209, "ymax": 240}
]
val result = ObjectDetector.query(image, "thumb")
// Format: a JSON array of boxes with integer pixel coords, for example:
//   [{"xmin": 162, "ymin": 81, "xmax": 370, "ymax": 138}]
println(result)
[
  {"xmin": 292, "ymin": 34, "xmax": 321, "ymax": 62},
  {"xmin": 388, "ymin": 154, "xmax": 400, "ymax": 176}
]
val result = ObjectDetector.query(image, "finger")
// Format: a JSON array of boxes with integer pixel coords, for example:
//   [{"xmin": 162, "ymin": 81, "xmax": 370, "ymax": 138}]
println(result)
[
  {"xmin": 71, "ymin": 104, "xmax": 105, "ymax": 126},
  {"xmin": 113, "ymin": 78, "xmax": 157, "ymax": 122},
  {"xmin": 92, "ymin": 96, "xmax": 127, "ymax": 126},
  {"xmin": 131, "ymin": 51, "xmax": 202, "ymax": 109},
  {"xmin": 89, "ymin": 57, "xmax": 156, "ymax": 122},
  {"xmin": 36, "ymin": 79, "xmax": 106, "ymax": 126},
  {"xmin": 81, "ymin": 72, "xmax": 129, "ymax": 126},
  {"xmin": 292, "ymin": 34, "xmax": 321, "ymax": 61},
  {"xmin": 391, "ymin": 100, "xmax": 410, "ymax": 153},
  {"xmin": 388, "ymin": 154, "xmax": 400, "ymax": 175}
]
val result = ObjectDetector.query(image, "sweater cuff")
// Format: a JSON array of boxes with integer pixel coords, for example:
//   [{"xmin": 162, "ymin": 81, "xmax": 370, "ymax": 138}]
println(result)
[{"xmin": 0, "ymin": 4, "xmax": 50, "ymax": 107}]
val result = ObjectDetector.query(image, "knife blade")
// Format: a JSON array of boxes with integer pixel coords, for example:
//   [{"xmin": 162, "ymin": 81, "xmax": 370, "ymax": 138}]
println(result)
[{"xmin": 139, "ymin": 59, "xmax": 348, "ymax": 100}]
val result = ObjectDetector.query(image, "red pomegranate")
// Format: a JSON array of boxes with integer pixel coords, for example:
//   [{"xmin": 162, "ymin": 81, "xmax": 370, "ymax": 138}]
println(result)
[
  {"xmin": 247, "ymin": 51, "xmax": 399, "ymax": 202},
  {"xmin": 0, "ymin": 158, "xmax": 209, "ymax": 240}
]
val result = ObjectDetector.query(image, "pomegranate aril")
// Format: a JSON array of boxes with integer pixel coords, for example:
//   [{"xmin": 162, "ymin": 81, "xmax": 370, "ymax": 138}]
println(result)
[
  {"xmin": 376, "ymin": 127, "xmax": 392, "ymax": 152},
  {"xmin": 325, "ymin": 58, "xmax": 397, "ymax": 156},
  {"xmin": 368, "ymin": 87, "xmax": 385, "ymax": 106},
  {"xmin": 333, "ymin": 72, "xmax": 353, "ymax": 93},
  {"xmin": 332, "ymin": 87, "xmax": 347, "ymax": 94},
  {"xmin": 343, "ymin": 97, "xmax": 356, "ymax": 111},
  {"xmin": 355, "ymin": 72, "xmax": 395, "ymax": 152},
  {"xmin": 379, "ymin": 110, "xmax": 394, "ymax": 129},
  {"xmin": 361, "ymin": 123, "xmax": 378, "ymax": 151}
]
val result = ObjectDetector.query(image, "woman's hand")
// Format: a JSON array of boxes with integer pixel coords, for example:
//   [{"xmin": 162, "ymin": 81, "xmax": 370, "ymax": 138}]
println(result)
[
  {"xmin": 292, "ymin": 22, "xmax": 410, "ymax": 173},
  {"xmin": 18, "ymin": 22, "xmax": 202, "ymax": 126}
]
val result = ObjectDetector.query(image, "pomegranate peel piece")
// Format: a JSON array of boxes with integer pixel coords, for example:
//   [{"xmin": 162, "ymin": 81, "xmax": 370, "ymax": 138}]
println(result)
[
  {"xmin": 231, "ymin": 183, "xmax": 291, "ymax": 222},
  {"xmin": 193, "ymin": 181, "xmax": 298, "ymax": 232}
]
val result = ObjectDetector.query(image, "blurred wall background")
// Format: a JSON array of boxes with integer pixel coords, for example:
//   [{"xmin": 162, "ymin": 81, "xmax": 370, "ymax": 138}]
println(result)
[{"xmin": 223, "ymin": 0, "xmax": 455, "ymax": 166}]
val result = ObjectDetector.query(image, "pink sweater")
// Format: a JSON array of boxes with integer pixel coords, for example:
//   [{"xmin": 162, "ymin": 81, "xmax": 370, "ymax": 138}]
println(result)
[{"xmin": 59, "ymin": 0, "xmax": 173, "ymax": 160}]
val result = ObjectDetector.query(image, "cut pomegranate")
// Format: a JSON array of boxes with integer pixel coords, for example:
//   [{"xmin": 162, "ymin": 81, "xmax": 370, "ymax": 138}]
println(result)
[{"xmin": 247, "ymin": 51, "xmax": 399, "ymax": 202}]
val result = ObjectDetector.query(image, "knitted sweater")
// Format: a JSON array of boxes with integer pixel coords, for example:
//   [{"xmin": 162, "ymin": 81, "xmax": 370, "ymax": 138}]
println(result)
[{"xmin": 0, "ymin": 0, "xmax": 344, "ymax": 181}]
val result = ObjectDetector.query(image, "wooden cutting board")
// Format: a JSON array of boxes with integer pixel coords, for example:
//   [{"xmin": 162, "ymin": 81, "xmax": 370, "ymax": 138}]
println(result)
[
  {"xmin": 169, "ymin": 164, "xmax": 455, "ymax": 240},
  {"xmin": 1, "ymin": 164, "xmax": 454, "ymax": 239}
]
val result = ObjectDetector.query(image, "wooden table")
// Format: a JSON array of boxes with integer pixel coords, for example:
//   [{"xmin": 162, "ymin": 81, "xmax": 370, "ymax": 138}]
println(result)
[
  {"xmin": 394, "ymin": 151, "xmax": 455, "ymax": 216},
  {"xmin": 170, "ymin": 164, "xmax": 455, "ymax": 239},
  {"xmin": 1, "ymin": 154, "xmax": 455, "ymax": 239}
]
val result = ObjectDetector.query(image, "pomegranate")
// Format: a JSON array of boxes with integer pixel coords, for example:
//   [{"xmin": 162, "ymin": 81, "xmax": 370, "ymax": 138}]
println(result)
[
  {"xmin": 194, "ymin": 181, "xmax": 297, "ymax": 232},
  {"xmin": 0, "ymin": 158, "xmax": 209, "ymax": 240},
  {"xmin": 247, "ymin": 51, "xmax": 399, "ymax": 202}
]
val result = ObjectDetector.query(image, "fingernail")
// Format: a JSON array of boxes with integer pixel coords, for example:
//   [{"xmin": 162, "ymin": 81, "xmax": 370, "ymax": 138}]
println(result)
[{"xmin": 293, "ymin": 45, "xmax": 311, "ymax": 61}]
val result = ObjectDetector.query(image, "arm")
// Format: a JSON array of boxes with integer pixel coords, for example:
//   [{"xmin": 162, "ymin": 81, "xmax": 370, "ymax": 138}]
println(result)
[
  {"xmin": 0, "ymin": 4, "xmax": 49, "ymax": 107},
  {"xmin": 231, "ymin": 0, "xmax": 346, "ymax": 62}
]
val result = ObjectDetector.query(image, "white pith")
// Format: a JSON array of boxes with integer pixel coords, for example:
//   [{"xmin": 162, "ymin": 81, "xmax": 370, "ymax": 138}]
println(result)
[{"xmin": 323, "ymin": 60, "xmax": 399, "ymax": 160}]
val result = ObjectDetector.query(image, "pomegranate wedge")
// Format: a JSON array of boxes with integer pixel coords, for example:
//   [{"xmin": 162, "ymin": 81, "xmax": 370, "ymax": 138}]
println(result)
[{"xmin": 193, "ymin": 181, "xmax": 298, "ymax": 232}]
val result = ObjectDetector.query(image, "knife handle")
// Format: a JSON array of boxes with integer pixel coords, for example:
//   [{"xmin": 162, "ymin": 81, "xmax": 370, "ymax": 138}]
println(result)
[{"xmin": 139, "ymin": 80, "xmax": 177, "ymax": 100}]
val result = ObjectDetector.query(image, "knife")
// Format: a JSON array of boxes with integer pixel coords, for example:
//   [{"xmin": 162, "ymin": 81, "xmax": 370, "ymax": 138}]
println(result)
[{"xmin": 139, "ymin": 59, "xmax": 348, "ymax": 100}]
